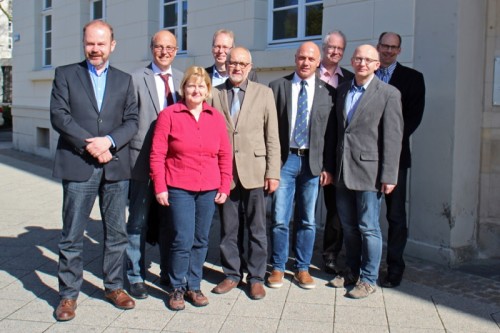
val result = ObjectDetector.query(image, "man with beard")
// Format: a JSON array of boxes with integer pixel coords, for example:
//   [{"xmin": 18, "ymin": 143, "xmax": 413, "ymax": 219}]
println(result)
[{"xmin": 50, "ymin": 20, "xmax": 138, "ymax": 321}]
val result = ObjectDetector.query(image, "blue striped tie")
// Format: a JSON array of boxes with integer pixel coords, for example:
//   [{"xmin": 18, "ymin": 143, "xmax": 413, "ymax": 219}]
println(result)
[{"xmin": 294, "ymin": 80, "xmax": 309, "ymax": 147}]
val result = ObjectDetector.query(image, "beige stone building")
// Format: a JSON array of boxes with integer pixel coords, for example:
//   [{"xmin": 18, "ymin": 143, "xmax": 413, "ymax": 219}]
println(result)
[{"xmin": 11, "ymin": 0, "xmax": 500, "ymax": 264}]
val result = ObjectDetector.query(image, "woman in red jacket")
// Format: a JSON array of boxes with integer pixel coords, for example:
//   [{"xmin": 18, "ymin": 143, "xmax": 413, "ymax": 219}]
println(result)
[{"xmin": 150, "ymin": 66, "xmax": 232, "ymax": 311}]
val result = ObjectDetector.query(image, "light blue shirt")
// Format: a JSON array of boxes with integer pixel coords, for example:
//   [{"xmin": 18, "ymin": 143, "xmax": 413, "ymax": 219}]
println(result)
[
  {"xmin": 87, "ymin": 61, "xmax": 115, "ymax": 147},
  {"xmin": 212, "ymin": 66, "xmax": 228, "ymax": 86},
  {"xmin": 345, "ymin": 76, "xmax": 374, "ymax": 124},
  {"xmin": 376, "ymin": 61, "xmax": 397, "ymax": 83}
]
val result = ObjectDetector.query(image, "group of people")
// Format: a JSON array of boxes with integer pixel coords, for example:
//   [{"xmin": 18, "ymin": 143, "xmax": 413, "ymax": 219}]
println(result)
[{"xmin": 49, "ymin": 19, "xmax": 425, "ymax": 321}]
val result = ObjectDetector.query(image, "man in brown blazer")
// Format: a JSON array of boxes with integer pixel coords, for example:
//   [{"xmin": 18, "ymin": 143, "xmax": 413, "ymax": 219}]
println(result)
[{"xmin": 211, "ymin": 47, "xmax": 281, "ymax": 300}]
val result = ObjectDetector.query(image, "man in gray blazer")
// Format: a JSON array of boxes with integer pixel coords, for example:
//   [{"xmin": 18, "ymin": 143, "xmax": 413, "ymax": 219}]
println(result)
[
  {"xmin": 211, "ymin": 47, "xmax": 280, "ymax": 300},
  {"xmin": 268, "ymin": 42, "xmax": 335, "ymax": 290},
  {"xmin": 331, "ymin": 45, "xmax": 403, "ymax": 299},
  {"xmin": 126, "ymin": 30, "xmax": 183, "ymax": 299},
  {"xmin": 50, "ymin": 20, "xmax": 138, "ymax": 321}
]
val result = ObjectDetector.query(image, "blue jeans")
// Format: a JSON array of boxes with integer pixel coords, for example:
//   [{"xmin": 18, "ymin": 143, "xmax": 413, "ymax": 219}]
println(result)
[
  {"xmin": 271, "ymin": 153, "xmax": 319, "ymax": 271},
  {"xmin": 126, "ymin": 179, "xmax": 154, "ymax": 284},
  {"xmin": 167, "ymin": 187, "xmax": 216, "ymax": 290},
  {"xmin": 59, "ymin": 168, "xmax": 129, "ymax": 299},
  {"xmin": 336, "ymin": 186, "xmax": 382, "ymax": 285}
]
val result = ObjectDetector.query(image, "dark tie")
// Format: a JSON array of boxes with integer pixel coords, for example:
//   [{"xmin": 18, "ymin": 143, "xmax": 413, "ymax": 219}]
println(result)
[
  {"xmin": 159, "ymin": 73, "xmax": 175, "ymax": 106},
  {"xmin": 294, "ymin": 80, "xmax": 308, "ymax": 147},
  {"xmin": 231, "ymin": 87, "xmax": 241, "ymax": 123}
]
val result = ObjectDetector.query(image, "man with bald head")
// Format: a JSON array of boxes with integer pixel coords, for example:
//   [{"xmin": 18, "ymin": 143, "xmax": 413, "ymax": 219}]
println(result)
[
  {"xmin": 126, "ymin": 29, "xmax": 183, "ymax": 299},
  {"xmin": 211, "ymin": 47, "xmax": 280, "ymax": 299},
  {"xmin": 268, "ymin": 42, "xmax": 335, "ymax": 289},
  {"xmin": 330, "ymin": 45, "xmax": 403, "ymax": 298}
]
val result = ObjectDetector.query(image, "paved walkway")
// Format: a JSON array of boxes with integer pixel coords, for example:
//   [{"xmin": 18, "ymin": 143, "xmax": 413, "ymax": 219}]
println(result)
[{"xmin": 0, "ymin": 144, "xmax": 499, "ymax": 332}]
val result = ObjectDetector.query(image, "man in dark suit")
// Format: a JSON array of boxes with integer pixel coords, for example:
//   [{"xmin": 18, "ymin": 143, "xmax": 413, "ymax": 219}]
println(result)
[
  {"xmin": 126, "ymin": 29, "xmax": 183, "ymax": 299},
  {"xmin": 376, "ymin": 31, "xmax": 426, "ymax": 288},
  {"xmin": 318, "ymin": 30, "xmax": 354, "ymax": 274},
  {"xmin": 268, "ymin": 42, "xmax": 335, "ymax": 290},
  {"xmin": 205, "ymin": 29, "xmax": 258, "ymax": 85},
  {"xmin": 331, "ymin": 45, "xmax": 403, "ymax": 299},
  {"xmin": 211, "ymin": 47, "xmax": 280, "ymax": 300},
  {"xmin": 50, "ymin": 20, "xmax": 138, "ymax": 321}
]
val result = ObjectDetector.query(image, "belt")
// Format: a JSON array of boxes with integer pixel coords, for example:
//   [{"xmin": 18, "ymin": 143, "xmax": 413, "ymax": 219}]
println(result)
[{"xmin": 289, "ymin": 148, "xmax": 309, "ymax": 156}]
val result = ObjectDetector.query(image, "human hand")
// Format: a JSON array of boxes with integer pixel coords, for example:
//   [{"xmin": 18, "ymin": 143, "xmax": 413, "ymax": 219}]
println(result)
[
  {"xmin": 264, "ymin": 179, "xmax": 280, "ymax": 194},
  {"xmin": 156, "ymin": 191, "xmax": 170, "ymax": 206},
  {"xmin": 85, "ymin": 137, "xmax": 112, "ymax": 158},
  {"xmin": 214, "ymin": 192, "xmax": 228, "ymax": 204},
  {"xmin": 320, "ymin": 171, "xmax": 332, "ymax": 186},
  {"xmin": 381, "ymin": 183, "xmax": 396, "ymax": 194}
]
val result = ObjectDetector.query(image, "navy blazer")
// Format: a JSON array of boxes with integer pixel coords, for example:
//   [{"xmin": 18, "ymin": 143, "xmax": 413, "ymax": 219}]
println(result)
[
  {"xmin": 269, "ymin": 73, "xmax": 336, "ymax": 176},
  {"xmin": 50, "ymin": 61, "xmax": 138, "ymax": 181},
  {"xmin": 387, "ymin": 62, "xmax": 426, "ymax": 169}
]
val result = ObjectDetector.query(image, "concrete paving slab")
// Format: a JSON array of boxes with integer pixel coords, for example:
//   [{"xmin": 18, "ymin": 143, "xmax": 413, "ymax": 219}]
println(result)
[
  {"xmin": 0, "ymin": 318, "xmax": 52, "ymax": 332},
  {"xmin": 334, "ymin": 305, "xmax": 387, "ymax": 326},
  {"xmin": 220, "ymin": 316, "xmax": 279, "ymax": 333},
  {"xmin": 229, "ymin": 298, "xmax": 284, "ymax": 318},
  {"xmin": 277, "ymin": 318, "xmax": 334, "ymax": 333},
  {"xmin": 164, "ymin": 312, "xmax": 225, "ymax": 332},
  {"xmin": 0, "ymin": 298, "xmax": 27, "ymax": 319},
  {"xmin": 7, "ymin": 299, "xmax": 58, "ymax": 323},
  {"xmin": 46, "ymin": 322, "xmax": 106, "ymax": 332},
  {"xmin": 282, "ymin": 301, "xmax": 334, "ymax": 322},
  {"xmin": 110, "ymin": 308, "xmax": 173, "ymax": 331},
  {"xmin": 333, "ymin": 323, "xmax": 389, "ymax": 333}
]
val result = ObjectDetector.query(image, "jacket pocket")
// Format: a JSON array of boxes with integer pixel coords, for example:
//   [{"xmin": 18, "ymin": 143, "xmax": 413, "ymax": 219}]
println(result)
[
  {"xmin": 254, "ymin": 148, "xmax": 266, "ymax": 157},
  {"xmin": 360, "ymin": 151, "xmax": 378, "ymax": 161}
]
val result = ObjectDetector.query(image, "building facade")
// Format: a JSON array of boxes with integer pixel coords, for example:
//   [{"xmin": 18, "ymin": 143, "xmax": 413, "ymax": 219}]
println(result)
[
  {"xmin": 11, "ymin": 0, "xmax": 500, "ymax": 264},
  {"xmin": 0, "ymin": 0, "xmax": 12, "ymax": 105}
]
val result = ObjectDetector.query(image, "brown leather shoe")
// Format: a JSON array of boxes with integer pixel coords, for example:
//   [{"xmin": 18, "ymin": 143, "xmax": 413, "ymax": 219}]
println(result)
[
  {"xmin": 169, "ymin": 289, "xmax": 185, "ymax": 311},
  {"xmin": 294, "ymin": 270, "xmax": 315, "ymax": 289},
  {"xmin": 185, "ymin": 290, "xmax": 209, "ymax": 307},
  {"xmin": 267, "ymin": 270, "xmax": 284, "ymax": 288},
  {"xmin": 249, "ymin": 283, "xmax": 266, "ymax": 300},
  {"xmin": 105, "ymin": 289, "xmax": 135, "ymax": 310},
  {"xmin": 55, "ymin": 299, "xmax": 77, "ymax": 321},
  {"xmin": 212, "ymin": 278, "xmax": 238, "ymax": 294}
]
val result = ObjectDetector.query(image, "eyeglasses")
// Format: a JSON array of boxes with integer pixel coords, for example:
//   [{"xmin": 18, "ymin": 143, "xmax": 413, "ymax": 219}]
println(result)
[
  {"xmin": 325, "ymin": 46, "xmax": 344, "ymax": 52},
  {"xmin": 378, "ymin": 43, "xmax": 400, "ymax": 51},
  {"xmin": 352, "ymin": 57, "xmax": 379, "ymax": 65},
  {"xmin": 153, "ymin": 45, "xmax": 178, "ymax": 53},
  {"xmin": 227, "ymin": 61, "xmax": 250, "ymax": 69},
  {"xmin": 212, "ymin": 45, "xmax": 232, "ymax": 51}
]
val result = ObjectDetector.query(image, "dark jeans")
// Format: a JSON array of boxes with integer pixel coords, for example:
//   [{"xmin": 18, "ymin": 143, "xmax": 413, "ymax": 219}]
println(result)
[
  {"xmin": 167, "ymin": 187, "xmax": 216, "ymax": 291},
  {"xmin": 322, "ymin": 184, "xmax": 343, "ymax": 260},
  {"xmin": 59, "ymin": 168, "xmax": 129, "ymax": 299},
  {"xmin": 384, "ymin": 168, "xmax": 408, "ymax": 278},
  {"xmin": 219, "ymin": 182, "xmax": 267, "ymax": 284}
]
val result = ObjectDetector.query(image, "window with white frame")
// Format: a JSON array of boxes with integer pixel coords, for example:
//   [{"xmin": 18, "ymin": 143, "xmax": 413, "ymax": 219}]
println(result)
[
  {"xmin": 161, "ymin": 0, "xmax": 187, "ymax": 52},
  {"xmin": 90, "ymin": 0, "xmax": 106, "ymax": 20},
  {"xmin": 269, "ymin": 0, "xmax": 323, "ymax": 44},
  {"xmin": 42, "ymin": 0, "xmax": 52, "ymax": 67}
]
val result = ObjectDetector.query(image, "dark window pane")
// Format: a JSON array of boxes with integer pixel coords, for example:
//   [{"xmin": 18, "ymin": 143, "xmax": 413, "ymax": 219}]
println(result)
[
  {"xmin": 46, "ymin": 32, "xmax": 51, "ymax": 48},
  {"xmin": 45, "ymin": 16, "xmax": 51, "ymax": 31},
  {"xmin": 273, "ymin": 8, "xmax": 297, "ymax": 40},
  {"xmin": 163, "ymin": 3, "xmax": 178, "ymax": 27},
  {"xmin": 274, "ymin": 0, "xmax": 298, "ymax": 9},
  {"xmin": 45, "ymin": 0, "xmax": 52, "ymax": 9},
  {"xmin": 305, "ymin": 4, "xmax": 323, "ymax": 37},
  {"xmin": 45, "ymin": 50, "xmax": 51, "ymax": 66},
  {"xmin": 182, "ymin": 26, "xmax": 187, "ymax": 51},
  {"xmin": 182, "ymin": 1, "xmax": 187, "ymax": 25},
  {"xmin": 306, "ymin": 0, "xmax": 319, "ymax": 3},
  {"xmin": 93, "ymin": 1, "xmax": 103, "ymax": 19}
]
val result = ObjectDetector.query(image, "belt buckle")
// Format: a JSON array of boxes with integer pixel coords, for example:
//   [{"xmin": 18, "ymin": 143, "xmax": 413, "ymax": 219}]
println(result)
[{"xmin": 297, "ymin": 148, "xmax": 305, "ymax": 157}]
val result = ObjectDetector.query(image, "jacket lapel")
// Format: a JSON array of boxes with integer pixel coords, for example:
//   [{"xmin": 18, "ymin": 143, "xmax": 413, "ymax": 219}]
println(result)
[
  {"xmin": 144, "ymin": 65, "xmax": 161, "ymax": 114},
  {"xmin": 348, "ymin": 77, "xmax": 380, "ymax": 126},
  {"xmin": 77, "ymin": 61, "xmax": 99, "ymax": 114}
]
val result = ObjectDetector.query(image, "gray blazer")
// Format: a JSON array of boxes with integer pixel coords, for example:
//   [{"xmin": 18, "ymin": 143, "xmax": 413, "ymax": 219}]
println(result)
[
  {"xmin": 212, "ymin": 80, "xmax": 281, "ymax": 190},
  {"xmin": 335, "ymin": 76, "xmax": 403, "ymax": 191},
  {"xmin": 129, "ymin": 63, "xmax": 183, "ymax": 181},
  {"xmin": 269, "ymin": 73, "xmax": 336, "ymax": 176}
]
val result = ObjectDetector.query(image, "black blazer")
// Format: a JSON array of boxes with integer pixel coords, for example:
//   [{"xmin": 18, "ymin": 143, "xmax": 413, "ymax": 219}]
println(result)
[
  {"xmin": 269, "ymin": 73, "xmax": 336, "ymax": 176},
  {"xmin": 387, "ymin": 62, "xmax": 425, "ymax": 169},
  {"xmin": 205, "ymin": 64, "xmax": 259, "ymax": 82},
  {"xmin": 50, "ymin": 61, "xmax": 139, "ymax": 181}
]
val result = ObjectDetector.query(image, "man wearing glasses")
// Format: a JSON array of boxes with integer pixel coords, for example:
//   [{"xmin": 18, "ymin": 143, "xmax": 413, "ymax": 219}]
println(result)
[
  {"xmin": 126, "ymin": 29, "xmax": 183, "ymax": 299},
  {"xmin": 211, "ymin": 47, "xmax": 280, "ymax": 300},
  {"xmin": 205, "ymin": 29, "xmax": 258, "ymax": 85},
  {"xmin": 330, "ymin": 45, "xmax": 403, "ymax": 299},
  {"xmin": 376, "ymin": 32, "xmax": 426, "ymax": 289},
  {"xmin": 318, "ymin": 30, "xmax": 354, "ymax": 275}
]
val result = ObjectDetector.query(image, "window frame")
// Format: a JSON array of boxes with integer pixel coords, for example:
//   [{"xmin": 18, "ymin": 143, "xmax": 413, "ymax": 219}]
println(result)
[
  {"xmin": 90, "ymin": 0, "xmax": 106, "ymax": 20},
  {"xmin": 268, "ymin": 0, "xmax": 323, "ymax": 46},
  {"xmin": 42, "ymin": 1, "xmax": 52, "ymax": 68},
  {"xmin": 159, "ymin": 0, "xmax": 187, "ymax": 53}
]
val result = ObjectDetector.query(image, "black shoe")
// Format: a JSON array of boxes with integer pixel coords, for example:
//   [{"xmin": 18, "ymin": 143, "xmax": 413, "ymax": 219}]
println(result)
[
  {"xmin": 381, "ymin": 274, "xmax": 402, "ymax": 288},
  {"xmin": 159, "ymin": 276, "xmax": 170, "ymax": 286},
  {"xmin": 129, "ymin": 282, "xmax": 149, "ymax": 299}
]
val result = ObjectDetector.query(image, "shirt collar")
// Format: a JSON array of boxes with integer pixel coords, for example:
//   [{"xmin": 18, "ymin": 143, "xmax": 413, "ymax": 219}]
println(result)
[
  {"xmin": 213, "ymin": 65, "xmax": 228, "ymax": 79},
  {"xmin": 293, "ymin": 72, "xmax": 315, "ymax": 86},
  {"xmin": 152, "ymin": 62, "xmax": 172, "ymax": 76},
  {"xmin": 378, "ymin": 61, "xmax": 397, "ymax": 76},
  {"xmin": 86, "ymin": 60, "xmax": 109, "ymax": 76},
  {"xmin": 350, "ymin": 74, "xmax": 375, "ymax": 91},
  {"xmin": 226, "ymin": 79, "xmax": 248, "ymax": 92}
]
